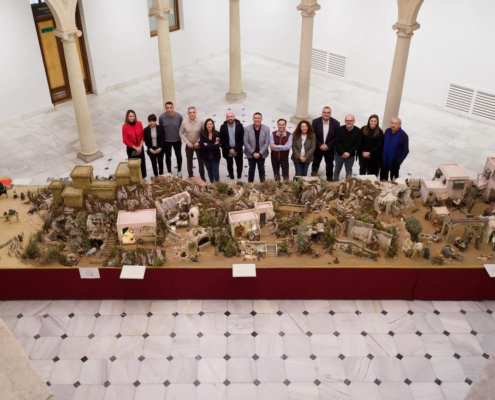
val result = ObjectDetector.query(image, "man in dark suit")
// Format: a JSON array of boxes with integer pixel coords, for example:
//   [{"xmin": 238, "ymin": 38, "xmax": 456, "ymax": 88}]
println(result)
[
  {"xmin": 244, "ymin": 112, "xmax": 271, "ymax": 183},
  {"xmin": 144, "ymin": 114, "xmax": 165, "ymax": 177},
  {"xmin": 311, "ymin": 106, "xmax": 340, "ymax": 181},
  {"xmin": 219, "ymin": 111, "xmax": 244, "ymax": 182}
]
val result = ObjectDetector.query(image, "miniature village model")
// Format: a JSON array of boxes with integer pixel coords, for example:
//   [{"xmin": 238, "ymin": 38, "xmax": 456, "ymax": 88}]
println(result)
[{"xmin": 3, "ymin": 157, "xmax": 495, "ymax": 269}]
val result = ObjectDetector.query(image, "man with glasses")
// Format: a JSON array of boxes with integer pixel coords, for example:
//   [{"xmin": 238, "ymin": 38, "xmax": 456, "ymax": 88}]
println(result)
[{"xmin": 334, "ymin": 114, "xmax": 361, "ymax": 181}]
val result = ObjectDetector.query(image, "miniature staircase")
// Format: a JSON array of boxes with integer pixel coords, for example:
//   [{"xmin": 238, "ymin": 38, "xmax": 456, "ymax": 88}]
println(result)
[
  {"xmin": 89, "ymin": 235, "xmax": 117, "ymax": 265},
  {"xmin": 266, "ymin": 244, "xmax": 277, "ymax": 256}
]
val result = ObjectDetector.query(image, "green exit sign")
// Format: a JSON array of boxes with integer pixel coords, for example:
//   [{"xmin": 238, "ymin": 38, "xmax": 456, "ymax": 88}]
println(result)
[{"xmin": 41, "ymin": 26, "xmax": 54, "ymax": 34}]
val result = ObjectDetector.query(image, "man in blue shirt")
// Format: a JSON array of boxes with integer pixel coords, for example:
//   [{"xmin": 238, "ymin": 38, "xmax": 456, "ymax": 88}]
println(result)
[{"xmin": 380, "ymin": 118, "xmax": 409, "ymax": 181}]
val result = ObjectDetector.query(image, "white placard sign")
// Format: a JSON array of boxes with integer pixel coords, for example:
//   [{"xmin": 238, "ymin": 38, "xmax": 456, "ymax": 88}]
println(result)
[
  {"xmin": 484, "ymin": 264, "xmax": 495, "ymax": 278},
  {"xmin": 120, "ymin": 265, "xmax": 146, "ymax": 280},
  {"xmin": 79, "ymin": 268, "xmax": 100, "ymax": 279},
  {"xmin": 233, "ymin": 264, "xmax": 256, "ymax": 278}
]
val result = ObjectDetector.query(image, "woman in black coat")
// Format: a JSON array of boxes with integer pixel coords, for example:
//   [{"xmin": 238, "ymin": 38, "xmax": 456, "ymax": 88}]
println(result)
[
  {"xmin": 358, "ymin": 114, "xmax": 384, "ymax": 177},
  {"xmin": 199, "ymin": 118, "xmax": 221, "ymax": 182}
]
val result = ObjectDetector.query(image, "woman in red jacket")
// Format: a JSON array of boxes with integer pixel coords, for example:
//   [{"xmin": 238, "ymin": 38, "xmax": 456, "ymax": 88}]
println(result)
[{"xmin": 122, "ymin": 110, "xmax": 147, "ymax": 179}]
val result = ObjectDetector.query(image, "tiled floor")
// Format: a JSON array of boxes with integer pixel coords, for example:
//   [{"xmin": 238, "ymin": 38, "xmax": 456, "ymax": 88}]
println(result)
[
  {"xmin": 1, "ymin": 53, "xmax": 495, "ymax": 184},
  {"xmin": 1, "ymin": 299, "xmax": 495, "ymax": 399}
]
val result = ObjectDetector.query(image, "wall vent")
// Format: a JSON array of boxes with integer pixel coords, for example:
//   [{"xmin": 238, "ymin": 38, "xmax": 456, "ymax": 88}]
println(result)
[
  {"xmin": 311, "ymin": 48, "xmax": 347, "ymax": 78},
  {"xmin": 311, "ymin": 48, "xmax": 327, "ymax": 73},
  {"xmin": 327, "ymin": 53, "xmax": 346, "ymax": 78},
  {"xmin": 472, "ymin": 91, "xmax": 495, "ymax": 121},
  {"xmin": 444, "ymin": 83, "xmax": 495, "ymax": 124}
]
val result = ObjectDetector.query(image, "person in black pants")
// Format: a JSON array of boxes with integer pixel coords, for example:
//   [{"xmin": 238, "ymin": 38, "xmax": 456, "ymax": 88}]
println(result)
[
  {"xmin": 358, "ymin": 114, "xmax": 384, "ymax": 177},
  {"xmin": 219, "ymin": 111, "xmax": 244, "ymax": 182},
  {"xmin": 144, "ymin": 114, "xmax": 165, "ymax": 177},
  {"xmin": 158, "ymin": 102, "xmax": 183, "ymax": 177},
  {"xmin": 380, "ymin": 118, "xmax": 409, "ymax": 181},
  {"xmin": 311, "ymin": 106, "xmax": 340, "ymax": 181}
]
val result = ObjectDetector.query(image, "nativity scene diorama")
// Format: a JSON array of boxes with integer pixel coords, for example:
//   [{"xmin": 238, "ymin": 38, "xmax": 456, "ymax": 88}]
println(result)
[{"xmin": 3, "ymin": 157, "xmax": 495, "ymax": 270}]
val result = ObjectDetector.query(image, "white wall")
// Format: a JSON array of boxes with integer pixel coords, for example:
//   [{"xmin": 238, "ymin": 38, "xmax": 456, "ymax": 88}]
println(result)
[
  {"xmin": 0, "ymin": 0, "xmax": 52, "ymax": 125},
  {"xmin": 80, "ymin": 0, "xmax": 229, "ymax": 94},
  {"xmin": 240, "ymin": 0, "xmax": 495, "ymax": 108}
]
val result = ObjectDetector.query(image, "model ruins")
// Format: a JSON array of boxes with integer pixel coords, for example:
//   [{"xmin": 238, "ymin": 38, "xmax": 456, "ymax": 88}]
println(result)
[{"xmin": 3, "ymin": 157, "xmax": 495, "ymax": 269}]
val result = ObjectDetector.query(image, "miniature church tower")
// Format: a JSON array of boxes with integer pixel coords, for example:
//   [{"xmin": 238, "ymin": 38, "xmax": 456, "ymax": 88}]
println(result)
[
  {"xmin": 49, "ymin": 180, "xmax": 64, "ymax": 205},
  {"xmin": 128, "ymin": 159, "xmax": 143, "ymax": 184}
]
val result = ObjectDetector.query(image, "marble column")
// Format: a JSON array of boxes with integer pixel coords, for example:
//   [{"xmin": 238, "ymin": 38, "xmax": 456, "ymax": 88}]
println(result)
[
  {"xmin": 383, "ymin": 0, "xmax": 424, "ymax": 126},
  {"xmin": 58, "ymin": 31, "xmax": 101, "ymax": 162},
  {"xmin": 46, "ymin": 0, "xmax": 102, "ymax": 162},
  {"xmin": 290, "ymin": 0, "xmax": 320, "ymax": 124},
  {"xmin": 151, "ymin": 0, "xmax": 176, "ymax": 106},
  {"xmin": 226, "ymin": 0, "xmax": 246, "ymax": 101}
]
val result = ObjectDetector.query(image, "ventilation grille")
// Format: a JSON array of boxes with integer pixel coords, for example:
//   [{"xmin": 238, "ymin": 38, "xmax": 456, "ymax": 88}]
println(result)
[
  {"xmin": 311, "ymin": 49, "xmax": 327, "ymax": 73},
  {"xmin": 311, "ymin": 48, "xmax": 347, "ymax": 78},
  {"xmin": 327, "ymin": 53, "xmax": 346, "ymax": 78},
  {"xmin": 444, "ymin": 83, "xmax": 495, "ymax": 124},
  {"xmin": 473, "ymin": 91, "xmax": 495, "ymax": 121},
  {"xmin": 445, "ymin": 84, "xmax": 473, "ymax": 113}
]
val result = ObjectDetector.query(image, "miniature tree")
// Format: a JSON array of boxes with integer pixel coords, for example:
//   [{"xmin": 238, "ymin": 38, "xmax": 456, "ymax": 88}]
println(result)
[
  {"xmin": 405, "ymin": 216, "xmax": 422, "ymax": 242},
  {"xmin": 295, "ymin": 222, "xmax": 309, "ymax": 254},
  {"xmin": 277, "ymin": 240, "xmax": 290, "ymax": 257}
]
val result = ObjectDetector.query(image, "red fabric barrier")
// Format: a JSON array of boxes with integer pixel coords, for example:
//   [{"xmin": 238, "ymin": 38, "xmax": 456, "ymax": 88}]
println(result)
[
  {"xmin": 0, "ymin": 268, "xmax": 419, "ymax": 300},
  {"xmin": 414, "ymin": 268, "xmax": 495, "ymax": 301}
]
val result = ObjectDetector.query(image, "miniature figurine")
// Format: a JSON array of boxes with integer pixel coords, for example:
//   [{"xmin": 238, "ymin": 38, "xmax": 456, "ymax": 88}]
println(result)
[
  {"xmin": 475, "ymin": 236, "xmax": 481, "ymax": 250},
  {"xmin": 467, "ymin": 232, "xmax": 474, "ymax": 244},
  {"xmin": 454, "ymin": 237, "xmax": 468, "ymax": 252},
  {"xmin": 20, "ymin": 192, "xmax": 26, "ymax": 201}
]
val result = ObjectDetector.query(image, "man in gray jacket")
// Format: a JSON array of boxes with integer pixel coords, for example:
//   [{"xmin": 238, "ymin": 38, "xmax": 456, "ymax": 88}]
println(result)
[{"xmin": 244, "ymin": 112, "xmax": 270, "ymax": 183}]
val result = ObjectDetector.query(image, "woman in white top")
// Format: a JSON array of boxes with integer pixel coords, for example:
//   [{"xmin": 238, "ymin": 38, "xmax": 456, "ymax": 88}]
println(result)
[{"xmin": 291, "ymin": 120, "xmax": 316, "ymax": 177}]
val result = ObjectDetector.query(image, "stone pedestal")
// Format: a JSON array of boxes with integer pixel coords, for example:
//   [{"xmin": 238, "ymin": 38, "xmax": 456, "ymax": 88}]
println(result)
[
  {"xmin": 383, "ymin": 0, "xmax": 424, "ymax": 126},
  {"xmin": 226, "ymin": 0, "xmax": 246, "ymax": 101},
  {"xmin": 151, "ymin": 1, "xmax": 176, "ymax": 105},
  {"xmin": 291, "ymin": 1, "xmax": 320, "ymax": 124}
]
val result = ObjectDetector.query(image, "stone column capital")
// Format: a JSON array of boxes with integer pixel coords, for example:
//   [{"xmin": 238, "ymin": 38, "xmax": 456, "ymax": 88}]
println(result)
[
  {"xmin": 54, "ymin": 28, "xmax": 82, "ymax": 42},
  {"xmin": 297, "ymin": 3, "xmax": 321, "ymax": 17},
  {"xmin": 149, "ymin": 7, "xmax": 174, "ymax": 19},
  {"xmin": 392, "ymin": 22, "xmax": 420, "ymax": 38},
  {"xmin": 150, "ymin": 0, "xmax": 174, "ymax": 19}
]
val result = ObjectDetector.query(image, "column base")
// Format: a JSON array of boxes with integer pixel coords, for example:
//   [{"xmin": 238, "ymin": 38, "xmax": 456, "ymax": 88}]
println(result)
[
  {"xmin": 226, "ymin": 91, "xmax": 246, "ymax": 101},
  {"xmin": 290, "ymin": 115, "xmax": 313, "ymax": 124},
  {"xmin": 77, "ymin": 150, "xmax": 103, "ymax": 163}
]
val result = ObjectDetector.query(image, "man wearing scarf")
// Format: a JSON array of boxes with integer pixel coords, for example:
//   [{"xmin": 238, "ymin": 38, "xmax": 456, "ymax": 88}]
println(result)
[{"xmin": 380, "ymin": 118, "xmax": 409, "ymax": 181}]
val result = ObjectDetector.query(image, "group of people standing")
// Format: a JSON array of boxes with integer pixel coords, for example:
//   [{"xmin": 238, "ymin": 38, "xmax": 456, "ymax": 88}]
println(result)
[{"xmin": 122, "ymin": 104, "xmax": 409, "ymax": 183}]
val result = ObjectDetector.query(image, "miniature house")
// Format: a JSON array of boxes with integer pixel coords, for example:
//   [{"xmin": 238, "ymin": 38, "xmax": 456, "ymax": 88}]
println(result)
[
  {"xmin": 431, "ymin": 206, "xmax": 450, "ymax": 222},
  {"xmin": 117, "ymin": 209, "xmax": 157, "ymax": 246},
  {"xmin": 254, "ymin": 201, "xmax": 273, "ymax": 226},
  {"xmin": 228, "ymin": 209, "xmax": 260, "ymax": 240},
  {"xmin": 155, "ymin": 191, "xmax": 191, "ymax": 220},
  {"xmin": 420, "ymin": 163, "xmax": 469, "ymax": 203},
  {"xmin": 475, "ymin": 157, "xmax": 495, "ymax": 201}
]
